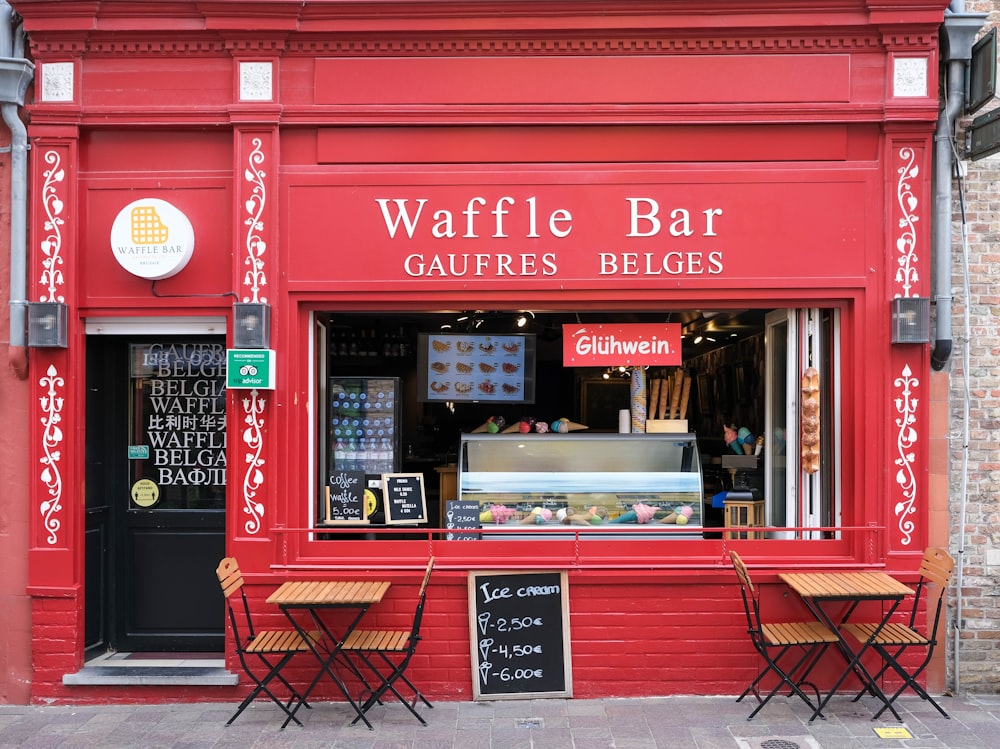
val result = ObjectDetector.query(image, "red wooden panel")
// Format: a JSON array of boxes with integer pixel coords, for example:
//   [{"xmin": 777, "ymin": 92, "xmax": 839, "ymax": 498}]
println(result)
[
  {"xmin": 317, "ymin": 124, "xmax": 857, "ymax": 164},
  {"xmin": 79, "ymin": 183, "xmax": 234, "ymax": 306},
  {"xmin": 81, "ymin": 131, "xmax": 233, "ymax": 173},
  {"xmin": 317, "ymin": 55, "xmax": 851, "ymax": 106}
]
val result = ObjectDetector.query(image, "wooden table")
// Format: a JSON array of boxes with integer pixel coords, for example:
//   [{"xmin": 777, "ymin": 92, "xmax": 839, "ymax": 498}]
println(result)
[
  {"xmin": 778, "ymin": 571, "xmax": 913, "ymax": 722},
  {"xmin": 266, "ymin": 580, "xmax": 391, "ymax": 729}
]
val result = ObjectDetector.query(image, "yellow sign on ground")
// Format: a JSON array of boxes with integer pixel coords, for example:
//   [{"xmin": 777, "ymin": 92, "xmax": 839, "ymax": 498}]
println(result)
[{"xmin": 873, "ymin": 726, "xmax": 914, "ymax": 739}]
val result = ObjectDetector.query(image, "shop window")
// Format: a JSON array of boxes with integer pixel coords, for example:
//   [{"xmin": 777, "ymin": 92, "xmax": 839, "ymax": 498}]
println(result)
[{"xmin": 311, "ymin": 308, "xmax": 840, "ymax": 540}]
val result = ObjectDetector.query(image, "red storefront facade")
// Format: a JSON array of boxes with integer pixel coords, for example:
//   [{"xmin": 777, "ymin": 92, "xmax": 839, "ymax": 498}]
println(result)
[{"xmin": 8, "ymin": 0, "xmax": 961, "ymax": 703}]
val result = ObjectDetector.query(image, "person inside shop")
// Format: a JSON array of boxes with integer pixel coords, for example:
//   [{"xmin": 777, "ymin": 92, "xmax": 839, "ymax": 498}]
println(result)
[{"xmin": 723, "ymin": 422, "xmax": 756, "ymax": 455}]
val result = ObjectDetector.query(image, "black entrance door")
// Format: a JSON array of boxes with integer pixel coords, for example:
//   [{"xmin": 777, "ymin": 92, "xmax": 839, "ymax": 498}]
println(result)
[{"xmin": 86, "ymin": 335, "xmax": 226, "ymax": 652}]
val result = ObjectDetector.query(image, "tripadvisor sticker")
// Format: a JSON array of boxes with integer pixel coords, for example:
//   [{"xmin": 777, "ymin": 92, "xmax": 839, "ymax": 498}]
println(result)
[{"xmin": 131, "ymin": 479, "xmax": 160, "ymax": 508}]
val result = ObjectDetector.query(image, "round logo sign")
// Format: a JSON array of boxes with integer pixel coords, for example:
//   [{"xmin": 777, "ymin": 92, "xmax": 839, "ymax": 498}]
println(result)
[
  {"xmin": 130, "ymin": 478, "xmax": 160, "ymax": 508},
  {"xmin": 110, "ymin": 198, "xmax": 195, "ymax": 280}
]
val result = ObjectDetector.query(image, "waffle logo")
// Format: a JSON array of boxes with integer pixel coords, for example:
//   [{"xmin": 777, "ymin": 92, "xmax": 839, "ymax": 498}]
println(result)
[
  {"xmin": 130, "ymin": 205, "xmax": 171, "ymax": 245},
  {"xmin": 111, "ymin": 198, "xmax": 195, "ymax": 280}
]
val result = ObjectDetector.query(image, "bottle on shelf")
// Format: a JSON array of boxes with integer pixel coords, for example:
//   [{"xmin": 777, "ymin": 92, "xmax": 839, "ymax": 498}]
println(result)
[
  {"xmin": 399, "ymin": 326, "xmax": 410, "ymax": 357},
  {"xmin": 367, "ymin": 328, "xmax": 379, "ymax": 357},
  {"xmin": 348, "ymin": 330, "xmax": 358, "ymax": 357},
  {"xmin": 358, "ymin": 330, "xmax": 368, "ymax": 357}
]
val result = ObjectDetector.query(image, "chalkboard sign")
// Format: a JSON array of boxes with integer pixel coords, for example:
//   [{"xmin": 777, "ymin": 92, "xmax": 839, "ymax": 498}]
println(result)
[
  {"xmin": 468, "ymin": 570, "xmax": 572, "ymax": 700},
  {"xmin": 324, "ymin": 470, "xmax": 368, "ymax": 523},
  {"xmin": 444, "ymin": 500, "xmax": 481, "ymax": 540},
  {"xmin": 382, "ymin": 473, "xmax": 428, "ymax": 525}
]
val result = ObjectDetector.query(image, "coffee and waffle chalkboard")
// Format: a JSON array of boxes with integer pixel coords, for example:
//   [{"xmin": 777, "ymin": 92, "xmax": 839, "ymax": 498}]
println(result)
[
  {"xmin": 324, "ymin": 470, "xmax": 367, "ymax": 523},
  {"xmin": 468, "ymin": 570, "xmax": 572, "ymax": 700}
]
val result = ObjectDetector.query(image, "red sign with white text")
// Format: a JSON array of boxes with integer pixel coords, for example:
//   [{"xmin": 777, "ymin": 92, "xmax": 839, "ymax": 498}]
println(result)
[
  {"xmin": 285, "ymin": 167, "xmax": 875, "ymax": 291},
  {"xmin": 562, "ymin": 323, "xmax": 682, "ymax": 367}
]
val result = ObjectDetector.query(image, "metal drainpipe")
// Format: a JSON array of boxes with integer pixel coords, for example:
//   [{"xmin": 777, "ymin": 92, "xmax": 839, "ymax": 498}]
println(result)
[
  {"xmin": 0, "ymin": 0, "xmax": 33, "ymax": 380},
  {"xmin": 935, "ymin": 1, "xmax": 986, "ymax": 699}
]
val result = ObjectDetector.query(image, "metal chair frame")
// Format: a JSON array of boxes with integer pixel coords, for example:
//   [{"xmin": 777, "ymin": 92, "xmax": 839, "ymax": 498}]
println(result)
[
  {"xmin": 216, "ymin": 557, "xmax": 319, "ymax": 727},
  {"xmin": 730, "ymin": 550, "xmax": 839, "ymax": 720},
  {"xmin": 342, "ymin": 557, "xmax": 435, "ymax": 725},
  {"xmin": 843, "ymin": 547, "xmax": 955, "ymax": 719}
]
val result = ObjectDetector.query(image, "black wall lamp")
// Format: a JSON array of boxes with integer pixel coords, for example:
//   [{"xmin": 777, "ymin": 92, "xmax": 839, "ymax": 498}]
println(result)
[
  {"xmin": 891, "ymin": 297, "xmax": 931, "ymax": 344},
  {"xmin": 233, "ymin": 302, "xmax": 271, "ymax": 349},
  {"xmin": 27, "ymin": 301, "xmax": 68, "ymax": 348}
]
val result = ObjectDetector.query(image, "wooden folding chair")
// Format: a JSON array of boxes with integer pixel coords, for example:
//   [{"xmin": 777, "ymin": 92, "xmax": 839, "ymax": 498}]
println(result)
[
  {"xmin": 843, "ymin": 547, "xmax": 955, "ymax": 719},
  {"xmin": 730, "ymin": 550, "xmax": 840, "ymax": 720},
  {"xmin": 216, "ymin": 557, "xmax": 320, "ymax": 727},
  {"xmin": 342, "ymin": 557, "xmax": 435, "ymax": 725}
]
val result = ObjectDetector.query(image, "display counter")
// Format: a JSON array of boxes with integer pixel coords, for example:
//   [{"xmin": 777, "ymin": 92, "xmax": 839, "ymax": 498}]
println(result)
[{"xmin": 457, "ymin": 432, "xmax": 703, "ymax": 529}]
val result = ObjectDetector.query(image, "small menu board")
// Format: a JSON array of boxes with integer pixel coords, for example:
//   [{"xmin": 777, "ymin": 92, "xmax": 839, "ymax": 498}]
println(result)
[
  {"xmin": 382, "ymin": 473, "xmax": 427, "ymax": 525},
  {"xmin": 324, "ymin": 470, "xmax": 367, "ymax": 523},
  {"xmin": 468, "ymin": 570, "xmax": 572, "ymax": 700},
  {"xmin": 444, "ymin": 500, "xmax": 481, "ymax": 540}
]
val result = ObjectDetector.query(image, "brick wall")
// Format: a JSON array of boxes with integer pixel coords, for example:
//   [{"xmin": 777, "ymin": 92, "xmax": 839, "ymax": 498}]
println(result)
[{"xmin": 951, "ymin": 2, "xmax": 1000, "ymax": 693}]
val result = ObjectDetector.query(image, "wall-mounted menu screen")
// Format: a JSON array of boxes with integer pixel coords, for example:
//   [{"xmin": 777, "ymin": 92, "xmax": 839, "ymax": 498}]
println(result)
[{"xmin": 416, "ymin": 333, "xmax": 536, "ymax": 404}]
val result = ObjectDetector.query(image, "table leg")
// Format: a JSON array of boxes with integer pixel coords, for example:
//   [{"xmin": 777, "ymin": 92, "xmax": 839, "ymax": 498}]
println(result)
[
  {"xmin": 280, "ymin": 606, "xmax": 375, "ymax": 730},
  {"xmin": 801, "ymin": 597, "xmax": 903, "ymax": 723}
]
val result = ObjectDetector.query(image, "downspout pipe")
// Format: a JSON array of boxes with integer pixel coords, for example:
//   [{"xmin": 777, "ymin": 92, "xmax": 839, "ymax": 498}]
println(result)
[
  {"xmin": 932, "ymin": 6, "xmax": 985, "ymax": 371},
  {"xmin": 0, "ymin": 0, "xmax": 33, "ymax": 380}
]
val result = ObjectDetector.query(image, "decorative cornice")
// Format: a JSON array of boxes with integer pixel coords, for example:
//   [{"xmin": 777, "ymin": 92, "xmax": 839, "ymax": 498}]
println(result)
[
  {"xmin": 292, "ymin": 35, "xmax": 883, "ymax": 56},
  {"xmin": 29, "ymin": 32, "xmax": 894, "ymax": 58}
]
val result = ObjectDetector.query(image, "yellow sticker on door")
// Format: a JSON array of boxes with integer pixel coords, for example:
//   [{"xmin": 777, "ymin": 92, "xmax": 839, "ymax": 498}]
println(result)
[{"xmin": 131, "ymin": 479, "xmax": 160, "ymax": 508}]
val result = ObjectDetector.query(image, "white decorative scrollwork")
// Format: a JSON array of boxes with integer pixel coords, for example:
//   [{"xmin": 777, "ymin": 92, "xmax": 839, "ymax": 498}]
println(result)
[
  {"xmin": 893, "ymin": 364, "xmax": 919, "ymax": 546},
  {"xmin": 894, "ymin": 147, "xmax": 919, "ymax": 299},
  {"xmin": 39, "ymin": 150, "xmax": 66, "ymax": 302},
  {"xmin": 241, "ymin": 389, "xmax": 266, "ymax": 534},
  {"xmin": 242, "ymin": 137, "xmax": 268, "ymax": 304},
  {"xmin": 38, "ymin": 364, "xmax": 65, "ymax": 545}
]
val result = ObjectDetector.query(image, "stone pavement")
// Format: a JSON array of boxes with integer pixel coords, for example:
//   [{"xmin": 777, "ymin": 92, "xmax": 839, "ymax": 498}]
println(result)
[{"xmin": 1, "ymin": 693, "xmax": 999, "ymax": 748}]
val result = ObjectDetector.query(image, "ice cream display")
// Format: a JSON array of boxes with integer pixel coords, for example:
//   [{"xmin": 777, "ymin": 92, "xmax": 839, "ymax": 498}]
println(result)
[
  {"xmin": 609, "ymin": 502, "xmax": 657, "ymax": 524},
  {"xmin": 480, "ymin": 503, "xmax": 515, "ymax": 524},
  {"xmin": 520, "ymin": 507, "xmax": 553, "ymax": 524}
]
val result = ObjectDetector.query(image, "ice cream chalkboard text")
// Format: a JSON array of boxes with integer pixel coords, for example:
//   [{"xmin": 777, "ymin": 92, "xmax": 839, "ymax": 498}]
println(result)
[{"xmin": 468, "ymin": 570, "xmax": 572, "ymax": 700}]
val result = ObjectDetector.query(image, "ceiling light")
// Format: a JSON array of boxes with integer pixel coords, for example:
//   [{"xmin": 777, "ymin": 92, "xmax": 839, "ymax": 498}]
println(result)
[{"xmin": 694, "ymin": 335, "xmax": 704, "ymax": 344}]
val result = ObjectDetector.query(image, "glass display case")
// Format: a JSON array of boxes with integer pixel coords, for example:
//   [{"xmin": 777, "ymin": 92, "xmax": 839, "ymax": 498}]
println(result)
[{"xmin": 457, "ymin": 432, "xmax": 703, "ymax": 530}]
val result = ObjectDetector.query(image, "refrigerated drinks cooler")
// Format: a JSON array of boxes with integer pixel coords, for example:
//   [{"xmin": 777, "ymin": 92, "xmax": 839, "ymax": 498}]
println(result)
[{"xmin": 329, "ymin": 377, "xmax": 402, "ymax": 474}]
